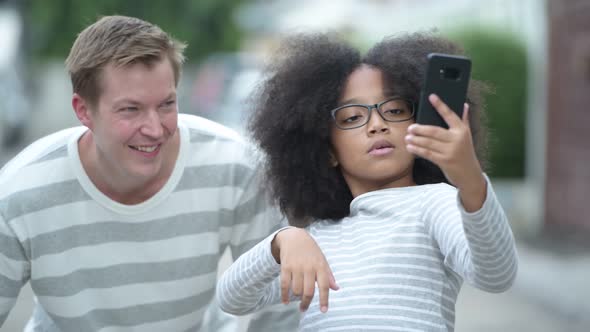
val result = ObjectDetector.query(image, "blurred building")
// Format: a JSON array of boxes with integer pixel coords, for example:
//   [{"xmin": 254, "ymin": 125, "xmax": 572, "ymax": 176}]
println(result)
[
  {"xmin": 0, "ymin": 1, "xmax": 29, "ymax": 148},
  {"xmin": 545, "ymin": 0, "xmax": 590, "ymax": 233}
]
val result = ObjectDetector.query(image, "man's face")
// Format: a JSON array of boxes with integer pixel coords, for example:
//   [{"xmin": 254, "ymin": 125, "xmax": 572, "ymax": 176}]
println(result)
[{"xmin": 82, "ymin": 57, "xmax": 179, "ymax": 185}]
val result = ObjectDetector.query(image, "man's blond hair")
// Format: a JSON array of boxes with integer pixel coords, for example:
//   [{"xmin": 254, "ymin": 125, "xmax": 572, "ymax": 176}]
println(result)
[{"xmin": 65, "ymin": 15, "xmax": 186, "ymax": 106}]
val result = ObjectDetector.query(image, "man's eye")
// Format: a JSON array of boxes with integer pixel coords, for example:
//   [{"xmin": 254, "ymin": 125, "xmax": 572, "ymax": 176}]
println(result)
[{"xmin": 159, "ymin": 100, "xmax": 176, "ymax": 111}]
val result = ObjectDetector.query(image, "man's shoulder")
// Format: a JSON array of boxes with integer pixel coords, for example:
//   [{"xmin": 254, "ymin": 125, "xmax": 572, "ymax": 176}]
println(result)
[
  {"xmin": 179, "ymin": 113, "xmax": 246, "ymax": 145},
  {"xmin": 0, "ymin": 127, "xmax": 85, "ymax": 180},
  {"xmin": 176, "ymin": 114, "xmax": 268, "ymax": 184},
  {"xmin": 178, "ymin": 113, "xmax": 263, "ymax": 162}
]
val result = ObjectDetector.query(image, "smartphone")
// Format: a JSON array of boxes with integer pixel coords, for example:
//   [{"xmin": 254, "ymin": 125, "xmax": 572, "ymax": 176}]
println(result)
[{"xmin": 416, "ymin": 53, "xmax": 471, "ymax": 128}]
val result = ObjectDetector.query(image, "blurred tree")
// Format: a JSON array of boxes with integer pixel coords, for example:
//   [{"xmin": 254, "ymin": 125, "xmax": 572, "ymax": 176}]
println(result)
[
  {"xmin": 22, "ymin": 0, "xmax": 245, "ymax": 63},
  {"xmin": 449, "ymin": 28, "xmax": 527, "ymax": 179}
]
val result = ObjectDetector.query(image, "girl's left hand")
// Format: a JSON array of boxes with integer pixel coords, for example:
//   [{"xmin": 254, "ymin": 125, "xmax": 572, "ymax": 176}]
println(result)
[
  {"xmin": 271, "ymin": 227, "xmax": 339, "ymax": 313},
  {"xmin": 405, "ymin": 94, "xmax": 486, "ymax": 212}
]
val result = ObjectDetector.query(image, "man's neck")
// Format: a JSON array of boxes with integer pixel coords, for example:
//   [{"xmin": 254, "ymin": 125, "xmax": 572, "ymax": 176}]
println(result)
[{"xmin": 77, "ymin": 131, "xmax": 178, "ymax": 205}]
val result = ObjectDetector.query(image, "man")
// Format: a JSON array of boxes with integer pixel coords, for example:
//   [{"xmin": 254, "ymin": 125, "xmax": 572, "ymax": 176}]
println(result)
[{"xmin": 0, "ymin": 15, "xmax": 298, "ymax": 331}]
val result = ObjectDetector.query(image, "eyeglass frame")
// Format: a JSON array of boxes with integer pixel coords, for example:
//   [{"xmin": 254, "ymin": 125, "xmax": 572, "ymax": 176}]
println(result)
[{"xmin": 330, "ymin": 96, "xmax": 416, "ymax": 130}]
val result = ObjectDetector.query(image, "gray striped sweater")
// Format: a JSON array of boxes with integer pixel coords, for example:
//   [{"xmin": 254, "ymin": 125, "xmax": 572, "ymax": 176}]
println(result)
[
  {"xmin": 0, "ymin": 114, "xmax": 299, "ymax": 331},
  {"xmin": 217, "ymin": 176, "xmax": 518, "ymax": 331}
]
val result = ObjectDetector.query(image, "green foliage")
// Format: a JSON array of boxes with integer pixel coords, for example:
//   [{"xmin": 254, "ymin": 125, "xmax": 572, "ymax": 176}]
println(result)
[
  {"xmin": 449, "ymin": 28, "xmax": 527, "ymax": 178},
  {"xmin": 24, "ymin": 0, "xmax": 245, "ymax": 63}
]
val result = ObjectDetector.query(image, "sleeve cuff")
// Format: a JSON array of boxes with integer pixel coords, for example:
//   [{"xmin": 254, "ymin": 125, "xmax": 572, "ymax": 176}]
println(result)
[
  {"xmin": 261, "ymin": 226, "xmax": 295, "ymax": 270},
  {"xmin": 456, "ymin": 173, "xmax": 497, "ymax": 220}
]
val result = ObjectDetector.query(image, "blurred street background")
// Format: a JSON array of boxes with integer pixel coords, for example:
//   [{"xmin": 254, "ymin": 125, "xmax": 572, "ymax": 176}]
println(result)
[{"xmin": 1, "ymin": 0, "xmax": 589, "ymax": 331}]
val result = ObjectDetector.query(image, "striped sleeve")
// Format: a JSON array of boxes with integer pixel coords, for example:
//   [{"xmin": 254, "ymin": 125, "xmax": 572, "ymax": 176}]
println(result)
[
  {"xmin": 227, "ymin": 147, "xmax": 285, "ymax": 259},
  {"xmin": 0, "ymin": 214, "xmax": 29, "ymax": 325},
  {"xmin": 223, "ymin": 170, "xmax": 300, "ymax": 330},
  {"xmin": 228, "ymin": 185, "xmax": 285, "ymax": 260},
  {"xmin": 217, "ymin": 230, "xmax": 284, "ymax": 315},
  {"xmin": 190, "ymin": 127, "xmax": 300, "ymax": 330},
  {"xmin": 422, "ymin": 175, "xmax": 518, "ymax": 293}
]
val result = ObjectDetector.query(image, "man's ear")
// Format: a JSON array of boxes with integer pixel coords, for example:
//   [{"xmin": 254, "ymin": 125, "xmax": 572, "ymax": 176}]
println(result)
[
  {"xmin": 72, "ymin": 93, "xmax": 93, "ymax": 129},
  {"xmin": 329, "ymin": 150, "xmax": 339, "ymax": 167}
]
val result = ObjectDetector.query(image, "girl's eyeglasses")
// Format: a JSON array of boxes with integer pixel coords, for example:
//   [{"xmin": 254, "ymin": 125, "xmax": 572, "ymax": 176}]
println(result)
[{"xmin": 330, "ymin": 97, "xmax": 415, "ymax": 130}]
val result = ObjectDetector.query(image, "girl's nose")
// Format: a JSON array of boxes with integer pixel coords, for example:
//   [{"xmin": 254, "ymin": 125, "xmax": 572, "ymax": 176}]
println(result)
[{"xmin": 367, "ymin": 108, "xmax": 389, "ymax": 134}]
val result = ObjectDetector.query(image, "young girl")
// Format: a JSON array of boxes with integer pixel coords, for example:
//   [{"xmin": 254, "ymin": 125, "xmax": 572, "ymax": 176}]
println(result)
[{"xmin": 216, "ymin": 32, "xmax": 518, "ymax": 331}]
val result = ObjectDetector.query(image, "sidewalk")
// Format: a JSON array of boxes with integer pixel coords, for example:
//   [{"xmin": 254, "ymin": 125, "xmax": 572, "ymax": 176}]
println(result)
[{"xmin": 511, "ymin": 240, "xmax": 590, "ymax": 327}]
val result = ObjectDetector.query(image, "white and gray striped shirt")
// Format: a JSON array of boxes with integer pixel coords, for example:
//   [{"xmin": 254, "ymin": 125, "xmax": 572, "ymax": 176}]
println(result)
[
  {"xmin": 217, "ymin": 177, "xmax": 518, "ymax": 331},
  {"xmin": 0, "ymin": 114, "xmax": 298, "ymax": 331}
]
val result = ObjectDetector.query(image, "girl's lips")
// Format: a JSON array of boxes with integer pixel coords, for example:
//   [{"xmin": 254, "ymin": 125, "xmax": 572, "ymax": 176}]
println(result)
[
  {"xmin": 368, "ymin": 140, "xmax": 394, "ymax": 156},
  {"xmin": 368, "ymin": 146, "xmax": 394, "ymax": 156}
]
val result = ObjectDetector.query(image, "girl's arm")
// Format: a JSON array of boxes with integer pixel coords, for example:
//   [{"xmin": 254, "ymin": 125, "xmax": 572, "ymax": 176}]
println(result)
[
  {"xmin": 406, "ymin": 94, "xmax": 517, "ymax": 291},
  {"xmin": 216, "ymin": 229, "xmax": 284, "ymax": 316},
  {"xmin": 423, "ymin": 175, "xmax": 518, "ymax": 292},
  {"xmin": 217, "ymin": 227, "xmax": 338, "ymax": 315}
]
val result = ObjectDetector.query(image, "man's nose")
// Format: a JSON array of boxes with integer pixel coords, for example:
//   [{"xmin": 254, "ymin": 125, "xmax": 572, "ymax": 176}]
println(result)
[{"xmin": 140, "ymin": 109, "xmax": 164, "ymax": 137}]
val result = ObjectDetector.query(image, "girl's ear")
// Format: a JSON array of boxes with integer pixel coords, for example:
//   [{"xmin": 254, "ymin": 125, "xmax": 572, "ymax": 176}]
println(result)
[{"xmin": 329, "ymin": 150, "xmax": 339, "ymax": 167}]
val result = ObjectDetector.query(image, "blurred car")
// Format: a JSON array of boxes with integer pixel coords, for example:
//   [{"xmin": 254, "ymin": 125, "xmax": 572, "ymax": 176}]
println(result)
[
  {"xmin": 216, "ymin": 67, "xmax": 261, "ymax": 134},
  {"xmin": 0, "ymin": 3, "xmax": 28, "ymax": 148},
  {"xmin": 188, "ymin": 52, "xmax": 262, "ymax": 135}
]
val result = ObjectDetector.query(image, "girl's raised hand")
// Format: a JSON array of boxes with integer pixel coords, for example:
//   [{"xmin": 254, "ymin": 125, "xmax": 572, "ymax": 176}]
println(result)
[
  {"xmin": 271, "ymin": 227, "xmax": 339, "ymax": 313},
  {"xmin": 405, "ymin": 94, "xmax": 487, "ymax": 212}
]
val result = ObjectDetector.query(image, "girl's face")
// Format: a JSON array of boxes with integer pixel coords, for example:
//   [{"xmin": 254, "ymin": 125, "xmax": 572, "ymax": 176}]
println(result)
[{"xmin": 330, "ymin": 64, "xmax": 415, "ymax": 197}]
